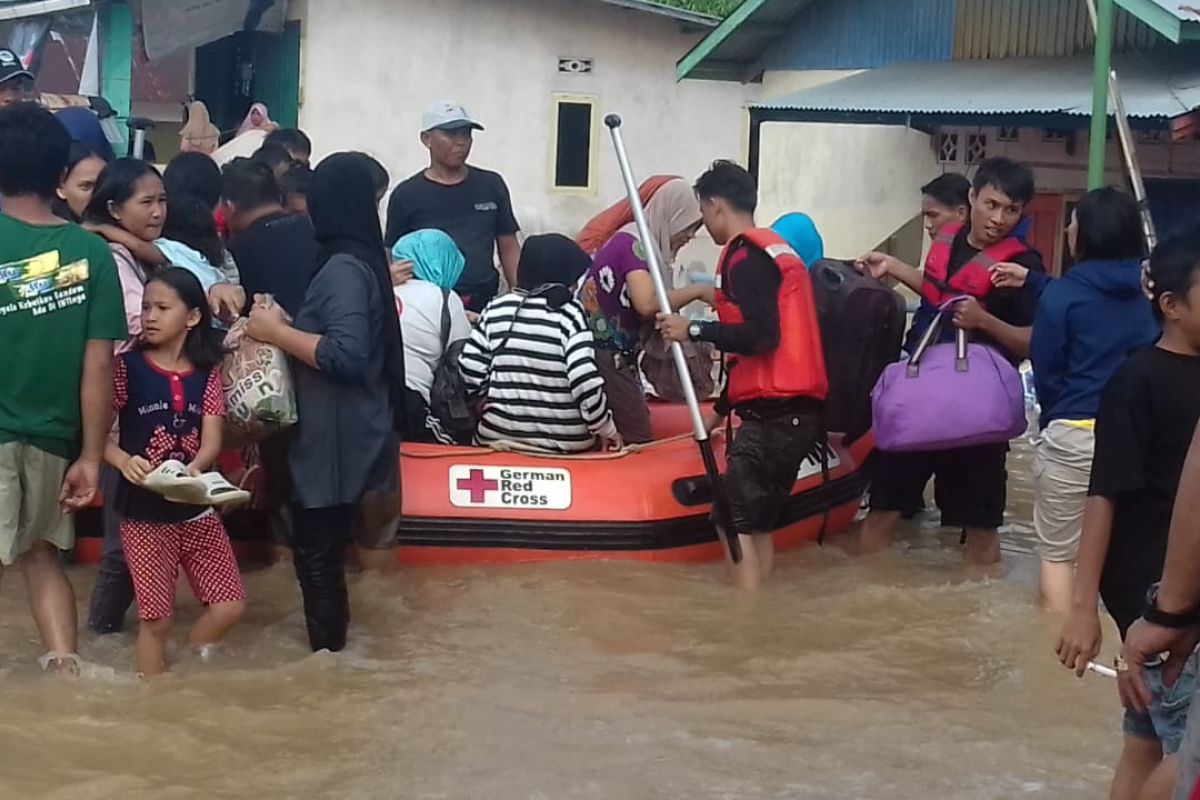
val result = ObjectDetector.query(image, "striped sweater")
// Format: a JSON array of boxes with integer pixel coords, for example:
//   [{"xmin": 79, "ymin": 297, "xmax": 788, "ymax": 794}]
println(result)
[{"xmin": 459, "ymin": 292, "xmax": 617, "ymax": 454}]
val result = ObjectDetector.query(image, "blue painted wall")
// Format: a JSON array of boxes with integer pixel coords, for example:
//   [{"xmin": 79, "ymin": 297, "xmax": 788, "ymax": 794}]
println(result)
[{"xmin": 761, "ymin": 0, "xmax": 956, "ymax": 71}]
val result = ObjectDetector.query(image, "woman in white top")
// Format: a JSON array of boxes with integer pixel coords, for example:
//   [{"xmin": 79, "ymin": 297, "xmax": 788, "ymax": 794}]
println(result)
[{"xmin": 391, "ymin": 229, "xmax": 472, "ymax": 443}]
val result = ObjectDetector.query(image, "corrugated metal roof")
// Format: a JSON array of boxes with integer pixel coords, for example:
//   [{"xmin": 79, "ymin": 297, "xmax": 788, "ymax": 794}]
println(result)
[
  {"xmin": 953, "ymin": 0, "xmax": 1159, "ymax": 58},
  {"xmin": 677, "ymin": 0, "xmax": 815, "ymax": 81},
  {"xmin": 758, "ymin": 0, "xmax": 954, "ymax": 72},
  {"xmin": 754, "ymin": 54, "xmax": 1200, "ymax": 123},
  {"xmin": 681, "ymin": 0, "xmax": 1200, "ymax": 82}
]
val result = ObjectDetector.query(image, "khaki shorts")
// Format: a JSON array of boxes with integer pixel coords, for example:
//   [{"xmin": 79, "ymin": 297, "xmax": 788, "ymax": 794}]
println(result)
[
  {"xmin": 1033, "ymin": 420, "xmax": 1095, "ymax": 562},
  {"xmin": 0, "ymin": 442, "xmax": 74, "ymax": 566}
]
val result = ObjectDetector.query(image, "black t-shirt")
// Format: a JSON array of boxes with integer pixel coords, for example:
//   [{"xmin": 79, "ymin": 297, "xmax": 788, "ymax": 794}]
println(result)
[
  {"xmin": 1090, "ymin": 346, "xmax": 1200, "ymax": 637},
  {"xmin": 905, "ymin": 226, "xmax": 1045, "ymax": 361},
  {"xmin": 227, "ymin": 211, "xmax": 319, "ymax": 318},
  {"xmin": 384, "ymin": 167, "xmax": 520, "ymax": 292},
  {"xmin": 947, "ymin": 227, "xmax": 1044, "ymax": 360}
]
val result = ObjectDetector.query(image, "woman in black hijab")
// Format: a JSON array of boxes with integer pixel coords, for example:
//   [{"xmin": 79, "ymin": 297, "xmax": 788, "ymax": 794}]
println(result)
[
  {"xmin": 246, "ymin": 152, "xmax": 404, "ymax": 652},
  {"xmin": 458, "ymin": 233, "xmax": 621, "ymax": 455}
]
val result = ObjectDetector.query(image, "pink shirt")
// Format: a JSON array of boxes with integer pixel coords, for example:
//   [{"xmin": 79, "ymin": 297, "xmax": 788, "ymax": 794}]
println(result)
[{"xmin": 109, "ymin": 243, "xmax": 147, "ymax": 353}]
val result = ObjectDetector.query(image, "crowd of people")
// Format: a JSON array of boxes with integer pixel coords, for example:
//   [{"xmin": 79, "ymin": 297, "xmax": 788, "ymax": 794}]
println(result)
[{"xmin": 9, "ymin": 39, "xmax": 1200, "ymax": 796}]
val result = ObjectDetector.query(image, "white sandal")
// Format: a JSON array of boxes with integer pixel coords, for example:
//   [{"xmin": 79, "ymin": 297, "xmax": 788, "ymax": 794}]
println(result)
[
  {"xmin": 142, "ymin": 460, "xmax": 207, "ymax": 504},
  {"xmin": 196, "ymin": 472, "xmax": 251, "ymax": 508}
]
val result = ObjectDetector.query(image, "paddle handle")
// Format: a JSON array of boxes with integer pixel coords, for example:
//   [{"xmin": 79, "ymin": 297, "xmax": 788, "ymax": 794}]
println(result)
[
  {"xmin": 604, "ymin": 114, "xmax": 742, "ymax": 565},
  {"xmin": 604, "ymin": 115, "xmax": 708, "ymax": 439}
]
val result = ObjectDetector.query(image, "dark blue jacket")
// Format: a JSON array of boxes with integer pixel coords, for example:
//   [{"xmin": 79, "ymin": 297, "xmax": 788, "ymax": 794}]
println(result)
[{"xmin": 1031, "ymin": 258, "xmax": 1159, "ymax": 428}]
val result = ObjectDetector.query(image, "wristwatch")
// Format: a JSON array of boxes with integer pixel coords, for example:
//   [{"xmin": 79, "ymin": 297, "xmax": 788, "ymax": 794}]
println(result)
[
  {"xmin": 1142, "ymin": 582, "xmax": 1200, "ymax": 629},
  {"xmin": 687, "ymin": 321, "xmax": 703, "ymax": 341}
]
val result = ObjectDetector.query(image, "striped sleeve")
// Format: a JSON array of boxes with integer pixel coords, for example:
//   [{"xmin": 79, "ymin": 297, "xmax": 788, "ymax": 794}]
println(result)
[
  {"xmin": 562, "ymin": 310, "xmax": 616, "ymax": 438},
  {"xmin": 458, "ymin": 306, "xmax": 494, "ymax": 391}
]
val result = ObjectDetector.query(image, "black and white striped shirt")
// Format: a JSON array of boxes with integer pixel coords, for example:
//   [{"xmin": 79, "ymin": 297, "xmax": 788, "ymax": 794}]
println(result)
[{"xmin": 459, "ymin": 292, "xmax": 617, "ymax": 454}]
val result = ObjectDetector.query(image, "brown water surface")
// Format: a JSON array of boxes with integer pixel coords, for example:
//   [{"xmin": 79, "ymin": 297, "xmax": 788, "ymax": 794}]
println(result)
[{"xmin": 0, "ymin": 436, "xmax": 1120, "ymax": 799}]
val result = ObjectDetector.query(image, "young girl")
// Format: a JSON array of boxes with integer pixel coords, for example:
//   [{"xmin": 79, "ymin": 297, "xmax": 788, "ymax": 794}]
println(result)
[
  {"xmin": 1057, "ymin": 232, "xmax": 1200, "ymax": 800},
  {"xmin": 105, "ymin": 268, "xmax": 246, "ymax": 676}
]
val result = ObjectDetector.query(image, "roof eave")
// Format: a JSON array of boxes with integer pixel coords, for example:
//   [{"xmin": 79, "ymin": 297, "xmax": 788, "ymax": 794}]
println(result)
[
  {"xmin": 749, "ymin": 106, "xmax": 1174, "ymax": 131},
  {"xmin": 676, "ymin": 0, "xmax": 771, "ymax": 81},
  {"xmin": 592, "ymin": 0, "xmax": 719, "ymax": 29}
]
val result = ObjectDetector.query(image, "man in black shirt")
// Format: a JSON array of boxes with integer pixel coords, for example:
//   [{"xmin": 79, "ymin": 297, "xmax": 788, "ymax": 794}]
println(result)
[
  {"xmin": 221, "ymin": 157, "xmax": 318, "ymax": 317},
  {"xmin": 858, "ymin": 158, "xmax": 1046, "ymax": 566},
  {"xmin": 658, "ymin": 161, "xmax": 826, "ymax": 591},
  {"xmin": 384, "ymin": 101, "xmax": 520, "ymax": 312}
]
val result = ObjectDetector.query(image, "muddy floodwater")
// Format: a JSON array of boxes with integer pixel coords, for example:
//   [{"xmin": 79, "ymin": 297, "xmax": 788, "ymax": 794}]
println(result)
[{"xmin": 0, "ymin": 437, "xmax": 1121, "ymax": 799}]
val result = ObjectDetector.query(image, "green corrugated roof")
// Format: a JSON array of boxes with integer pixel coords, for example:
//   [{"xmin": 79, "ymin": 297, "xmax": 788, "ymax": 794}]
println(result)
[
  {"xmin": 677, "ymin": 0, "xmax": 813, "ymax": 81},
  {"xmin": 1115, "ymin": 0, "xmax": 1200, "ymax": 41}
]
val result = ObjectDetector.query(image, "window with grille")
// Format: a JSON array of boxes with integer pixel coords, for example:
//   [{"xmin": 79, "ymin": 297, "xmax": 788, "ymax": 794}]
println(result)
[
  {"xmin": 966, "ymin": 134, "xmax": 987, "ymax": 165},
  {"xmin": 938, "ymin": 133, "xmax": 960, "ymax": 164},
  {"xmin": 551, "ymin": 95, "xmax": 597, "ymax": 192},
  {"xmin": 997, "ymin": 126, "xmax": 1019, "ymax": 142}
]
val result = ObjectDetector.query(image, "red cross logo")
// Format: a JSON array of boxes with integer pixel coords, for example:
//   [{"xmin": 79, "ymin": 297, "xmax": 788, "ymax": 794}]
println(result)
[{"xmin": 456, "ymin": 469, "xmax": 498, "ymax": 503}]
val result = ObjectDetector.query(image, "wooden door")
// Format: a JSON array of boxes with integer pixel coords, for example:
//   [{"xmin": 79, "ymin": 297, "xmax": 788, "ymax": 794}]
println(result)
[{"xmin": 1024, "ymin": 193, "xmax": 1065, "ymax": 276}]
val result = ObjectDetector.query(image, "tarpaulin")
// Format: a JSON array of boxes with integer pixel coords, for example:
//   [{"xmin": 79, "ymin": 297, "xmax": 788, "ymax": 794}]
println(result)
[{"xmin": 139, "ymin": 0, "xmax": 283, "ymax": 61}]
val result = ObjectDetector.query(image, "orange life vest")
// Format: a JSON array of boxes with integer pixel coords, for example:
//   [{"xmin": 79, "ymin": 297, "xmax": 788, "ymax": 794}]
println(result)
[
  {"xmin": 920, "ymin": 222, "xmax": 1027, "ymax": 307},
  {"xmin": 714, "ymin": 229, "xmax": 828, "ymax": 406}
]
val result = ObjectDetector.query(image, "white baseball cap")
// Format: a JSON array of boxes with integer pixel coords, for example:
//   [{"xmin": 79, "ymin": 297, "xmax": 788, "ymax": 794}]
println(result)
[{"xmin": 421, "ymin": 101, "xmax": 484, "ymax": 134}]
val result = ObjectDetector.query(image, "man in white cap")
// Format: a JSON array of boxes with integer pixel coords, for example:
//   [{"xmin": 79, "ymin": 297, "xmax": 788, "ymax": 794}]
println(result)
[
  {"xmin": 0, "ymin": 48, "xmax": 35, "ymax": 108},
  {"xmin": 384, "ymin": 101, "xmax": 520, "ymax": 312}
]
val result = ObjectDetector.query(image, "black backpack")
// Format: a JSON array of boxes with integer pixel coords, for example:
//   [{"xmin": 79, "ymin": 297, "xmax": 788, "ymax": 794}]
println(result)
[
  {"xmin": 810, "ymin": 259, "xmax": 906, "ymax": 444},
  {"xmin": 428, "ymin": 291, "xmax": 478, "ymax": 444}
]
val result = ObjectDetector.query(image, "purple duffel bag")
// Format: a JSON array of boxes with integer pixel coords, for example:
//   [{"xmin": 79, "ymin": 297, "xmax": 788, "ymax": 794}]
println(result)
[{"xmin": 871, "ymin": 297, "xmax": 1027, "ymax": 453}]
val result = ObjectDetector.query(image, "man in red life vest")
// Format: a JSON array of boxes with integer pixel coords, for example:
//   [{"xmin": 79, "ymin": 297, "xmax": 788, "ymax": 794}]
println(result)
[
  {"xmin": 858, "ymin": 157, "xmax": 1045, "ymax": 567},
  {"xmin": 658, "ymin": 160, "xmax": 827, "ymax": 591}
]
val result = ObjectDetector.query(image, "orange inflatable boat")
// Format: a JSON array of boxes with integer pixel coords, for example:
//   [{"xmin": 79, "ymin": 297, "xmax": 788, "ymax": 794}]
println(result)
[{"xmin": 73, "ymin": 404, "xmax": 870, "ymax": 566}]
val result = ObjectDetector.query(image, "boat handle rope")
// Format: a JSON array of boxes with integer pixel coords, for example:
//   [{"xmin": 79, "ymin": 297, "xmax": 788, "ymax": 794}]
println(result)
[{"xmin": 402, "ymin": 431, "xmax": 707, "ymax": 461}]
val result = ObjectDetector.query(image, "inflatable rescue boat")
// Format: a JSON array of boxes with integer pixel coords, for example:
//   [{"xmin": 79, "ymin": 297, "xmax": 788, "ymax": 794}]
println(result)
[{"xmin": 74, "ymin": 404, "xmax": 870, "ymax": 566}]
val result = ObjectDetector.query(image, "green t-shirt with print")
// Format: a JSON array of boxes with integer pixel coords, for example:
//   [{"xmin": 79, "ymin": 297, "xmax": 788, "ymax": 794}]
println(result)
[{"xmin": 0, "ymin": 215, "xmax": 127, "ymax": 459}]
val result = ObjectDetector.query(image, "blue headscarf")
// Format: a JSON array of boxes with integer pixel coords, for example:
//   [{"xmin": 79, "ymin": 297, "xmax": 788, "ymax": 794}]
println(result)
[
  {"xmin": 391, "ymin": 229, "xmax": 465, "ymax": 291},
  {"xmin": 771, "ymin": 212, "xmax": 825, "ymax": 269},
  {"xmin": 56, "ymin": 108, "xmax": 116, "ymax": 162}
]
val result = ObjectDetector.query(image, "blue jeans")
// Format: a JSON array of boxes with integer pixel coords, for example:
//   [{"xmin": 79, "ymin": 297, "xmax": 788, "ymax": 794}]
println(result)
[{"xmin": 1125, "ymin": 650, "xmax": 1200, "ymax": 755}]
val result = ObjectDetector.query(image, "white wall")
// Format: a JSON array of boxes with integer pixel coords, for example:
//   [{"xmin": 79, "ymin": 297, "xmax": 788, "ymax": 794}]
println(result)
[
  {"xmin": 296, "ymin": 0, "xmax": 758, "ymax": 255},
  {"xmin": 757, "ymin": 70, "xmax": 941, "ymax": 259}
]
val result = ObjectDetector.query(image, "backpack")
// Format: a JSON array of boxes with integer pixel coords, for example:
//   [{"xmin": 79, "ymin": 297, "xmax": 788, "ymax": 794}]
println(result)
[
  {"xmin": 428, "ymin": 292, "xmax": 534, "ymax": 444},
  {"xmin": 809, "ymin": 259, "xmax": 906, "ymax": 444},
  {"xmin": 429, "ymin": 290, "xmax": 478, "ymax": 444}
]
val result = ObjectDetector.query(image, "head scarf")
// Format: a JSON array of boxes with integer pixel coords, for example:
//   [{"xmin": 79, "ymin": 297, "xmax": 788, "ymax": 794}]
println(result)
[
  {"xmin": 516, "ymin": 233, "xmax": 592, "ymax": 309},
  {"xmin": 56, "ymin": 108, "xmax": 115, "ymax": 161},
  {"xmin": 391, "ymin": 229, "xmax": 465, "ymax": 292},
  {"xmin": 237, "ymin": 102, "xmax": 277, "ymax": 137},
  {"xmin": 617, "ymin": 178, "xmax": 702, "ymax": 278},
  {"xmin": 309, "ymin": 152, "xmax": 406, "ymax": 429},
  {"xmin": 771, "ymin": 212, "xmax": 825, "ymax": 269},
  {"xmin": 576, "ymin": 174, "xmax": 678, "ymax": 256},
  {"xmin": 180, "ymin": 101, "xmax": 220, "ymax": 154}
]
